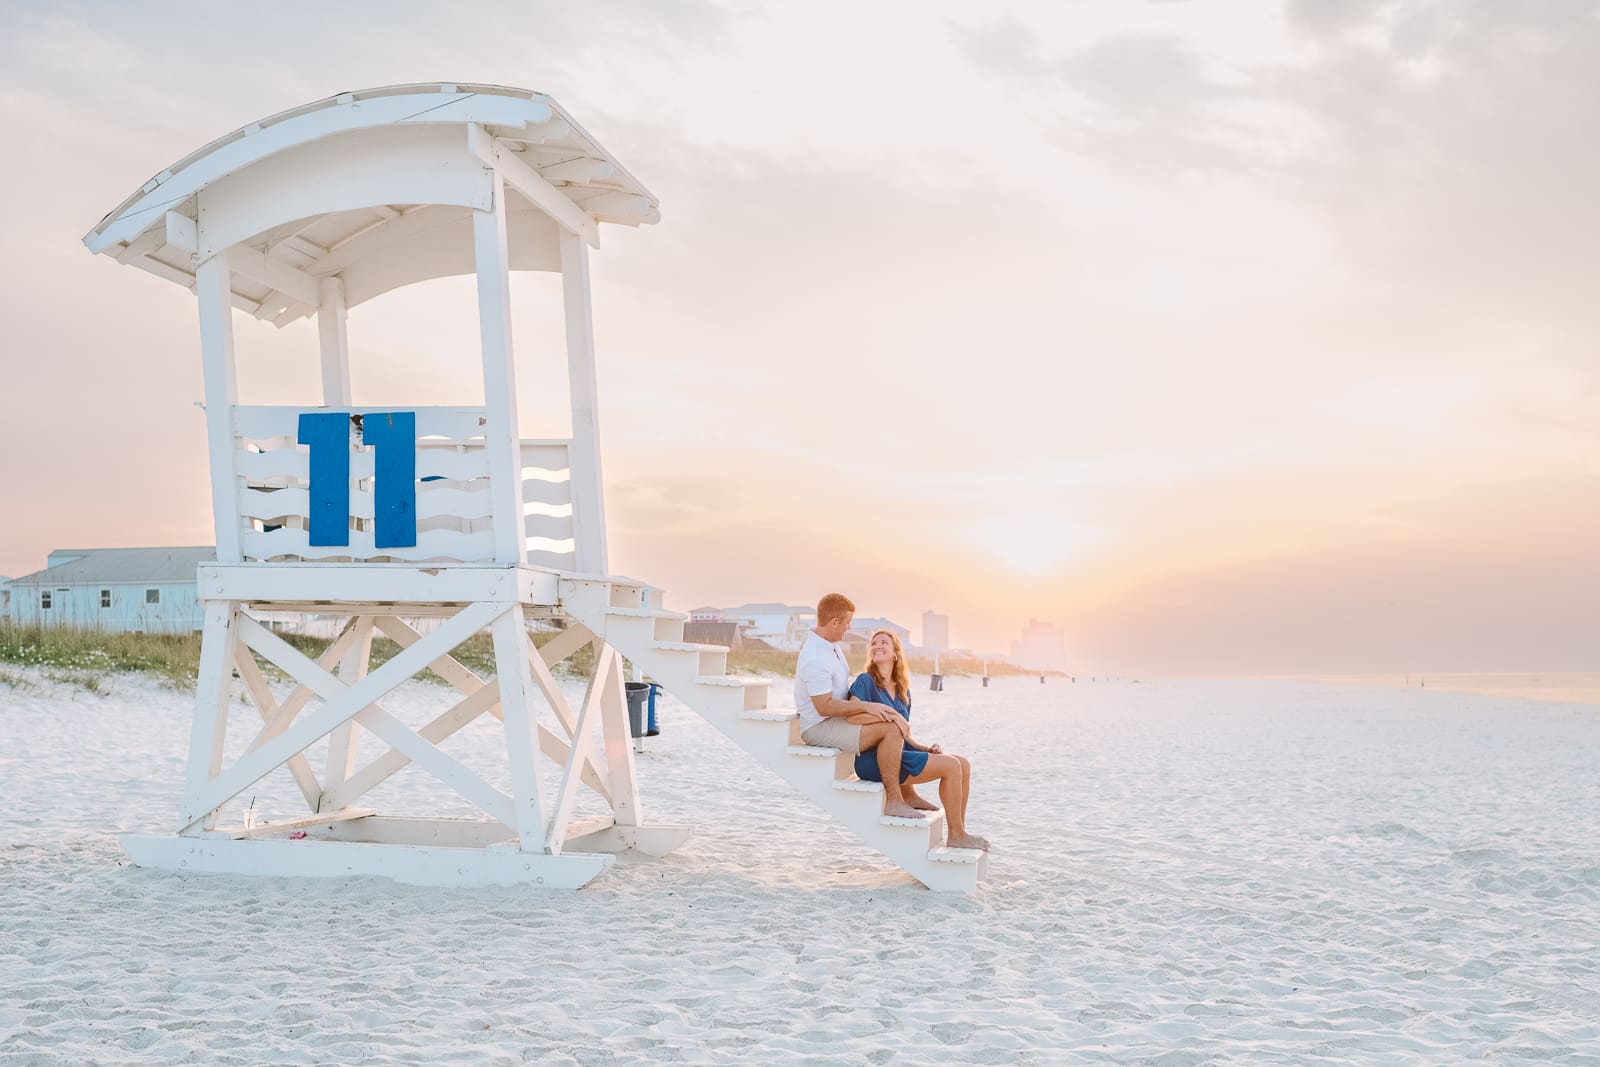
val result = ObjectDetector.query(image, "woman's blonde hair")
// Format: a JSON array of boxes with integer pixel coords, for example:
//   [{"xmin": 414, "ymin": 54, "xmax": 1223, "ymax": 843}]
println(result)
[{"xmin": 866, "ymin": 629, "xmax": 910, "ymax": 703}]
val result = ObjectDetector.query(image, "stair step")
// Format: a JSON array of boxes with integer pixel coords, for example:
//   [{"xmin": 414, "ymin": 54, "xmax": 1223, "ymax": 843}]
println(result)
[
  {"xmin": 881, "ymin": 811, "xmax": 945, "ymax": 828},
  {"xmin": 928, "ymin": 847, "xmax": 984, "ymax": 865},
  {"xmin": 741, "ymin": 710, "xmax": 796, "ymax": 722},
  {"xmin": 786, "ymin": 745, "xmax": 838, "ymax": 757},
  {"xmin": 832, "ymin": 777, "xmax": 882, "ymax": 793},
  {"xmin": 607, "ymin": 607, "xmax": 687, "ymax": 621},
  {"xmin": 698, "ymin": 676, "xmax": 768, "ymax": 689}
]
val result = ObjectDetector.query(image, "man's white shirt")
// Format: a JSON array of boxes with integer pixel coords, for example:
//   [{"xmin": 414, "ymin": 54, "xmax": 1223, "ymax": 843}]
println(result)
[{"xmin": 794, "ymin": 630, "xmax": 851, "ymax": 731}]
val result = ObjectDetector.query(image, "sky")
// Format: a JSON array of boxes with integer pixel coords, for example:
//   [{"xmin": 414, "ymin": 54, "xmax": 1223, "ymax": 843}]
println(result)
[{"xmin": 0, "ymin": 0, "xmax": 1595, "ymax": 673}]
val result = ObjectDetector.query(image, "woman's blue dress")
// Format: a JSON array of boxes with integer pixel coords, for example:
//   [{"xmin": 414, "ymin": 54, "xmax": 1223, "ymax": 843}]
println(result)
[{"xmin": 847, "ymin": 672, "xmax": 930, "ymax": 782}]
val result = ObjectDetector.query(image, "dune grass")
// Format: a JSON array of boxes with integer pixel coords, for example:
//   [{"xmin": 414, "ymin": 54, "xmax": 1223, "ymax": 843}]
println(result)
[
  {"xmin": 0, "ymin": 621, "xmax": 598, "ymax": 692},
  {"xmin": 0, "ymin": 622, "xmax": 203, "ymax": 690}
]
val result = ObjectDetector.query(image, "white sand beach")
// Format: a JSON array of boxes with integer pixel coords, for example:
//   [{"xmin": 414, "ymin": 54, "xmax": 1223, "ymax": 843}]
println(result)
[{"xmin": 2, "ymin": 670, "xmax": 1598, "ymax": 1064}]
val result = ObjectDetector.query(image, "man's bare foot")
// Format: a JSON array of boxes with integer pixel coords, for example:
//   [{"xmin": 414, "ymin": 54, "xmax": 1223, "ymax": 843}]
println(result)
[
  {"xmin": 902, "ymin": 787, "xmax": 939, "ymax": 811},
  {"xmin": 947, "ymin": 833, "xmax": 988, "ymax": 850},
  {"xmin": 883, "ymin": 801, "xmax": 929, "ymax": 820}
]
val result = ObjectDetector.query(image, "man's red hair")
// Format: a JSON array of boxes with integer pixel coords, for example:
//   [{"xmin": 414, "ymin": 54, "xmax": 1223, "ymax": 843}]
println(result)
[{"xmin": 816, "ymin": 592, "xmax": 856, "ymax": 625}]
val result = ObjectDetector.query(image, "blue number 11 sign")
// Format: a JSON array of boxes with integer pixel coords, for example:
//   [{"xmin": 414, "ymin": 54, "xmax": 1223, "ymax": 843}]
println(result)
[{"xmin": 296, "ymin": 412, "xmax": 418, "ymax": 549}]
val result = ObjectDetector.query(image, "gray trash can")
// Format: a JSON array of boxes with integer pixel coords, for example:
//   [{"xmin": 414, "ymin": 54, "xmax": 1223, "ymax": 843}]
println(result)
[{"xmin": 625, "ymin": 682, "xmax": 650, "ymax": 739}]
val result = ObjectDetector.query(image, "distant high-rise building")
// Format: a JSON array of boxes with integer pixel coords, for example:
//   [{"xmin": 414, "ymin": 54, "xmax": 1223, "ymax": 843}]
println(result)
[
  {"xmin": 921, "ymin": 610, "xmax": 950, "ymax": 655},
  {"xmin": 1010, "ymin": 618, "xmax": 1067, "ymax": 671}
]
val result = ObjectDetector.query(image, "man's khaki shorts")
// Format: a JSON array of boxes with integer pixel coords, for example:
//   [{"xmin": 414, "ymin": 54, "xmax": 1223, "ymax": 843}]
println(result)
[{"xmin": 800, "ymin": 716, "xmax": 862, "ymax": 753}]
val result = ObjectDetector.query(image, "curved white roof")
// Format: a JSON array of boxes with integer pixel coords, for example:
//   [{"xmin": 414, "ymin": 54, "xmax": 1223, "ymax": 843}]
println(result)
[{"xmin": 84, "ymin": 83, "xmax": 659, "ymax": 326}]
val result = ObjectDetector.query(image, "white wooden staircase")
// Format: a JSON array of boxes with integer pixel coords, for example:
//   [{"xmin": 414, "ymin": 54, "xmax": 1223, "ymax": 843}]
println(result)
[{"xmin": 558, "ymin": 575, "xmax": 988, "ymax": 893}]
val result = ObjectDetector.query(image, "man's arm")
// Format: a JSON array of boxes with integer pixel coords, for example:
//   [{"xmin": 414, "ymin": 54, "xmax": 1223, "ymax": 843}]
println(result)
[
  {"xmin": 808, "ymin": 694, "xmax": 912, "ymax": 741},
  {"xmin": 809, "ymin": 692, "xmax": 896, "ymax": 721}
]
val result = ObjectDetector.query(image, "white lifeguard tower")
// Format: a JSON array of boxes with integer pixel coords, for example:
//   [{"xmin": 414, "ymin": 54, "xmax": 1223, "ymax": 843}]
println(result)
[{"xmin": 85, "ymin": 84, "xmax": 983, "ymax": 891}]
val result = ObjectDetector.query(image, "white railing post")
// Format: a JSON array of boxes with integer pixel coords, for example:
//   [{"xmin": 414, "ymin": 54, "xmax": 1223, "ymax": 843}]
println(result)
[
  {"xmin": 195, "ymin": 252, "xmax": 242, "ymax": 562},
  {"xmin": 560, "ymin": 231, "xmax": 609, "ymax": 575},
  {"xmin": 473, "ymin": 168, "xmax": 529, "ymax": 565},
  {"xmin": 317, "ymin": 276, "xmax": 352, "ymax": 406}
]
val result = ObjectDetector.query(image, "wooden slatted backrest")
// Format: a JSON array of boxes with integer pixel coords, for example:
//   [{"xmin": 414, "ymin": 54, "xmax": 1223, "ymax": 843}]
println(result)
[{"xmin": 231, "ymin": 406, "xmax": 577, "ymax": 569}]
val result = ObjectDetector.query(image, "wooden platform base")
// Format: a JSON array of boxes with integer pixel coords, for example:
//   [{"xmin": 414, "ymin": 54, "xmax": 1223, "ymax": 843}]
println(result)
[
  {"xmin": 120, "ymin": 833, "xmax": 614, "ymax": 889},
  {"xmin": 564, "ymin": 818, "xmax": 694, "ymax": 857}
]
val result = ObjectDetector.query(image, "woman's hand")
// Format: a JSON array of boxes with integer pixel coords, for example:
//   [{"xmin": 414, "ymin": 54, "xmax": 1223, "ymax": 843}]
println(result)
[{"xmin": 927, "ymin": 743, "xmax": 943, "ymax": 755}]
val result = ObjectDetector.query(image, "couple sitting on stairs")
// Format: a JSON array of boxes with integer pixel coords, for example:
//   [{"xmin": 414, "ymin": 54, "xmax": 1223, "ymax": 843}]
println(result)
[{"xmin": 794, "ymin": 593, "xmax": 991, "ymax": 852}]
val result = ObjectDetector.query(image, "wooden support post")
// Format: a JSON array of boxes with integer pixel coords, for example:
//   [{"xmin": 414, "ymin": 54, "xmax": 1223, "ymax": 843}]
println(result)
[
  {"xmin": 324, "ymin": 615, "xmax": 374, "ymax": 794},
  {"xmin": 317, "ymin": 276, "xmax": 352, "ymax": 406},
  {"xmin": 473, "ymin": 170, "xmax": 529, "ymax": 565},
  {"xmin": 560, "ymin": 231, "xmax": 609, "ymax": 574},
  {"xmin": 595, "ymin": 645, "xmax": 643, "ymax": 827},
  {"xmin": 181, "ymin": 600, "xmax": 240, "ymax": 833},
  {"xmin": 195, "ymin": 252, "xmax": 242, "ymax": 562},
  {"xmin": 546, "ymin": 644, "xmax": 609, "ymax": 854},
  {"xmin": 233, "ymin": 643, "xmax": 323, "ymax": 811},
  {"xmin": 491, "ymin": 606, "xmax": 547, "ymax": 851}
]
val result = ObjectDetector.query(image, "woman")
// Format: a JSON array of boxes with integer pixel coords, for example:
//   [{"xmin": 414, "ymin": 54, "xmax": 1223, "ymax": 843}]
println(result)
[{"xmin": 846, "ymin": 629, "xmax": 989, "ymax": 851}]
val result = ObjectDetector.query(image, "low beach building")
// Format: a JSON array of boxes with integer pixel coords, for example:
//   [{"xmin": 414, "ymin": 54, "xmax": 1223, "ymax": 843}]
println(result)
[
  {"xmin": 720, "ymin": 603, "xmax": 811, "ymax": 651},
  {"xmin": 5, "ymin": 547, "xmax": 214, "ymax": 633}
]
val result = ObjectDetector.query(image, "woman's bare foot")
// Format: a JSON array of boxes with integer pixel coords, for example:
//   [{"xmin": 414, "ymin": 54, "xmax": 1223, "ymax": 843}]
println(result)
[
  {"xmin": 902, "ymin": 787, "xmax": 939, "ymax": 811},
  {"xmin": 947, "ymin": 832, "xmax": 988, "ymax": 850},
  {"xmin": 883, "ymin": 801, "xmax": 929, "ymax": 820}
]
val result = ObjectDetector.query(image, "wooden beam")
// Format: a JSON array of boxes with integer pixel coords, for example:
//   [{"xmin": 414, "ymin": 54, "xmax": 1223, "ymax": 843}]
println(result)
[
  {"xmin": 472, "ymin": 170, "xmax": 529, "ymax": 565},
  {"xmin": 164, "ymin": 210, "xmax": 198, "ymax": 252},
  {"xmin": 252, "ymin": 290, "xmax": 296, "ymax": 323},
  {"xmin": 370, "ymin": 615, "xmax": 609, "ymax": 806},
  {"xmin": 114, "ymin": 228, "xmax": 167, "ymax": 264},
  {"xmin": 494, "ymin": 118, "xmax": 571, "ymax": 145},
  {"xmin": 372, "ymin": 615, "xmax": 486, "ymax": 691},
  {"xmin": 214, "ymin": 807, "xmax": 374, "ymax": 840},
  {"xmin": 233, "ymin": 643, "xmax": 322, "ymax": 810},
  {"xmin": 538, "ymin": 158, "xmax": 614, "ymax": 184},
  {"xmin": 575, "ymin": 191, "xmax": 651, "ymax": 219},
  {"xmin": 324, "ymin": 615, "xmax": 374, "ymax": 791},
  {"xmin": 241, "ymin": 618, "xmax": 362, "ymax": 756},
  {"xmin": 595, "ymin": 646, "xmax": 643, "ymax": 828},
  {"xmin": 180, "ymin": 601, "xmax": 239, "ymax": 834},
  {"xmin": 197, "ymin": 562, "xmax": 543, "ymax": 605},
  {"xmin": 320, "ymin": 677, "xmax": 503, "ymax": 811},
  {"xmin": 226, "ymin": 244, "xmax": 321, "ymax": 306},
  {"xmin": 317, "ymin": 204, "xmax": 460, "ymax": 267},
  {"xmin": 521, "ymin": 628, "xmax": 611, "ymax": 796},
  {"xmin": 560, "ymin": 231, "xmax": 609, "ymax": 573},
  {"xmin": 317, "ymin": 276, "xmax": 352, "ymax": 406},
  {"xmin": 274, "ymin": 234, "xmax": 328, "ymax": 260},
  {"xmin": 534, "ymin": 623, "xmax": 595, "ymax": 670},
  {"xmin": 128, "ymin": 254, "xmax": 196, "ymax": 289},
  {"xmin": 195, "ymin": 253, "xmax": 242, "ymax": 562},
  {"xmin": 545, "ymin": 642, "xmax": 608, "ymax": 854},
  {"xmin": 468, "ymin": 123, "xmax": 598, "ymax": 247},
  {"xmin": 492, "ymin": 607, "xmax": 547, "ymax": 850},
  {"xmin": 537, "ymin": 724, "xmax": 611, "ymax": 806},
  {"xmin": 353, "ymin": 703, "xmax": 516, "ymax": 827}
]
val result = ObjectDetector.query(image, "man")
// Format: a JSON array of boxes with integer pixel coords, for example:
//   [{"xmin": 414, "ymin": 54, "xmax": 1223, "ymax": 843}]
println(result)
[{"xmin": 794, "ymin": 592, "xmax": 928, "ymax": 821}]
